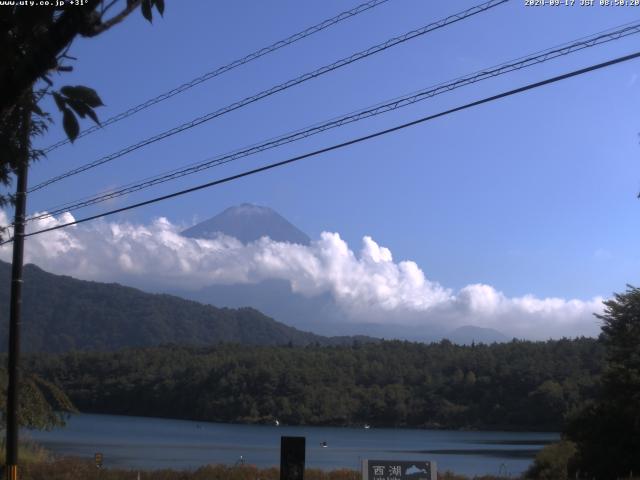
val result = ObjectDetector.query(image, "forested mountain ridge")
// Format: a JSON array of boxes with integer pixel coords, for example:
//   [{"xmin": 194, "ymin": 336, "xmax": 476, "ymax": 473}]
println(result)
[
  {"xmin": 26, "ymin": 338, "xmax": 605, "ymax": 431},
  {"xmin": 0, "ymin": 261, "xmax": 374, "ymax": 352}
]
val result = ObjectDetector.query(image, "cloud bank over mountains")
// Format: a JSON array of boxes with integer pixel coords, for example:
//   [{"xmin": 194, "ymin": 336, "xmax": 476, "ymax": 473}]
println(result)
[{"xmin": 0, "ymin": 211, "xmax": 603, "ymax": 339}]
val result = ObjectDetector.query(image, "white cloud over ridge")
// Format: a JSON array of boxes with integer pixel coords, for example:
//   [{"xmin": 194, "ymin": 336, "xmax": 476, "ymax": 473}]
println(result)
[{"xmin": 0, "ymin": 211, "xmax": 603, "ymax": 339}]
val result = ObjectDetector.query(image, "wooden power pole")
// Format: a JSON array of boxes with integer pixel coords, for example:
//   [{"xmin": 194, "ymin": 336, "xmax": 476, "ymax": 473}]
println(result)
[{"xmin": 5, "ymin": 96, "xmax": 31, "ymax": 480}]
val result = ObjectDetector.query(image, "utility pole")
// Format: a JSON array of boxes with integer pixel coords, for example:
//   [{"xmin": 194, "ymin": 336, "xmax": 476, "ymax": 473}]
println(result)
[{"xmin": 5, "ymin": 95, "xmax": 31, "ymax": 480}]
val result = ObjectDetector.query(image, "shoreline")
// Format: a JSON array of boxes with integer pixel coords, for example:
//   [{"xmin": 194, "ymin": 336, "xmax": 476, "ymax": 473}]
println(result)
[
  {"xmin": 58, "ymin": 410, "xmax": 562, "ymax": 435},
  {"xmin": 26, "ymin": 413, "xmax": 552, "ymax": 477}
]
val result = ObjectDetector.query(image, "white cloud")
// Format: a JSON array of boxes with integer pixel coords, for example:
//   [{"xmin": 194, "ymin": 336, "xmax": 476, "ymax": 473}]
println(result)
[{"xmin": 0, "ymin": 211, "xmax": 603, "ymax": 339}]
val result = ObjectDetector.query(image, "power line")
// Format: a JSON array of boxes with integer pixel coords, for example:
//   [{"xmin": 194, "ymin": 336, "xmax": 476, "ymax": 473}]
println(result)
[
  {"xmin": 27, "ymin": 20, "xmax": 640, "ymax": 222},
  {"xmin": 29, "ymin": 0, "xmax": 508, "ymax": 193},
  {"xmin": 41, "ymin": 0, "xmax": 391, "ymax": 154},
  {"xmin": 4, "ymin": 49, "xmax": 639, "ymax": 245}
]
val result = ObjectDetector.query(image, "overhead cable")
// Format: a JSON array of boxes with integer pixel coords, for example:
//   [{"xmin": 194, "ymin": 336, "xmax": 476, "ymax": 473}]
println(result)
[
  {"xmin": 29, "ymin": 0, "xmax": 508, "ymax": 193},
  {"xmin": 3, "ymin": 49, "xmax": 638, "ymax": 245},
  {"xmin": 28, "ymin": 20, "xmax": 640, "ymax": 221},
  {"xmin": 41, "ymin": 0, "xmax": 392, "ymax": 153}
]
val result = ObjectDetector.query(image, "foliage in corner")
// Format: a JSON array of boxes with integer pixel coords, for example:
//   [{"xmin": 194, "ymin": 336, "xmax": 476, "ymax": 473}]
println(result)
[
  {"xmin": 0, "ymin": 0, "xmax": 165, "ymax": 209},
  {"xmin": 0, "ymin": 366, "xmax": 77, "ymax": 430},
  {"xmin": 565, "ymin": 285, "xmax": 640, "ymax": 479},
  {"xmin": 523, "ymin": 440, "xmax": 577, "ymax": 480}
]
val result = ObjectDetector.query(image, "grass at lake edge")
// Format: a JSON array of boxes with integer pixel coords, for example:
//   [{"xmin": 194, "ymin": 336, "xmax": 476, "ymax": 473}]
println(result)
[{"xmin": 12, "ymin": 457, "xmax": 516, "ymax": 480}]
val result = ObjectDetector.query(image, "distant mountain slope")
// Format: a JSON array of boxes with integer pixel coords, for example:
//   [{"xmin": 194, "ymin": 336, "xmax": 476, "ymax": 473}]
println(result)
[
  {"xmin": 0, "ymin": 261, "xmax": 373, "ymax": 353},
  {"xmin": 445, "ymin": 325, "xmax": 509, "ymax": 345},
  {"xmin": 174, "ymin": 280, "xmax": 448, "ymax": 341},
  {"xmin": 181, "ymin": 203, "xmax": 310, "ymax": 245}
]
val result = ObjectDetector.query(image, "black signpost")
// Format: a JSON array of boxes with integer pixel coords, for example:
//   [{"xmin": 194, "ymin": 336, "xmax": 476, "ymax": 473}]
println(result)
[
  {"xmin": 362, "ymin": 459, "xmax": 436, "ymax": 480},
  {"xmin": 280, "ymin": 436, "xmax": 305, "ymax": 480}
]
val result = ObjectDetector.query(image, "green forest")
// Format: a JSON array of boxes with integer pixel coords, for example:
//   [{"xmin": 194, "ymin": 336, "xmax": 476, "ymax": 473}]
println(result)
[
  {"xmin": 0, "ymin": 261, "xmax": 374, "ymax": 352},
  {"xmin": 25, "ymin": 337, "xmax": 603, "ymax": 431}
]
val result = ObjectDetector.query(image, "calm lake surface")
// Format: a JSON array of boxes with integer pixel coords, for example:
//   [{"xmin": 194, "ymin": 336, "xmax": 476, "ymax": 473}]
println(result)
[{"xmin": 26, "ymin": 414, "xmax": 558, "ymax": 477}]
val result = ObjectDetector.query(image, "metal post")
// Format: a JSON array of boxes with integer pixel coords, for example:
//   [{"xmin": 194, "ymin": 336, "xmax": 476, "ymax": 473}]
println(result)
[
  {"xmin": 280, "ymin": 436, "xmax": 305, "ymax": 480},
  {"xmin": 5, "ymin": 96, "xmax": 31, "ymax": 480}
]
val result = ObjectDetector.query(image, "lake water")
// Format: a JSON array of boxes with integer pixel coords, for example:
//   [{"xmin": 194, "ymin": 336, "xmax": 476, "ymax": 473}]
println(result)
[{"xmin": 26, "ymin": 414, "xmax": 558, "ymax": 477}]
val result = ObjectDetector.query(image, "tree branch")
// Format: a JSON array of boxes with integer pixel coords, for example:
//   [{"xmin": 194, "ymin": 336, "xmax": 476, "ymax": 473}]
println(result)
[
  {"xmin": 0, "ymin": 1, "xmax": 141, "ymax": 121},
  {"xmin": 101, "ymin": 0, "xmax": 121, "ymax": 16},
  {"xmin": 87, "ymin": 0, "xmax": 141, "ymax": 37}
]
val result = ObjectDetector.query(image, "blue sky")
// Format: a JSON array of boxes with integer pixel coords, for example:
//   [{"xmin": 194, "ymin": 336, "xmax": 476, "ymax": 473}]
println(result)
[{"xmin": 14, "ymin": 0, "xmax": 640, "ymax": 305}]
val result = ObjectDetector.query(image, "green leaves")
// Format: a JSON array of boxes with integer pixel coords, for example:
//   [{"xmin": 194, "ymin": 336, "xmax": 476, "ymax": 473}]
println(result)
[
  {"xmin": 155, "ymin": 0, "xmax": 165, "ymax": 16},
  {"xmin": 141, "ymin": 0, "xmax": 152, "ymax": 22},
  {"xmin": 31, "ymin": 103, "xmax": 45, "ymax": 117},
  {"xmin": 60, "ymin": 85, "xmax": 104, "ymax": 108},
  {"xmin": 62, "ymin": 109, "xmax": 79, "ymax": 143},
  {"xmin": 52, "ymin": 85, "xmax": 104, "ymax": 142},
  {"xmin": 0, "ymin": 367, "xmax": 76, "ymax": 430},
  {"xmin": 52, "ymin": 91, "xmax": 65, "ymax": 111},
  {"xmin": 141, "ymin": 0, "xmax": 165, "ymax": 23}
]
